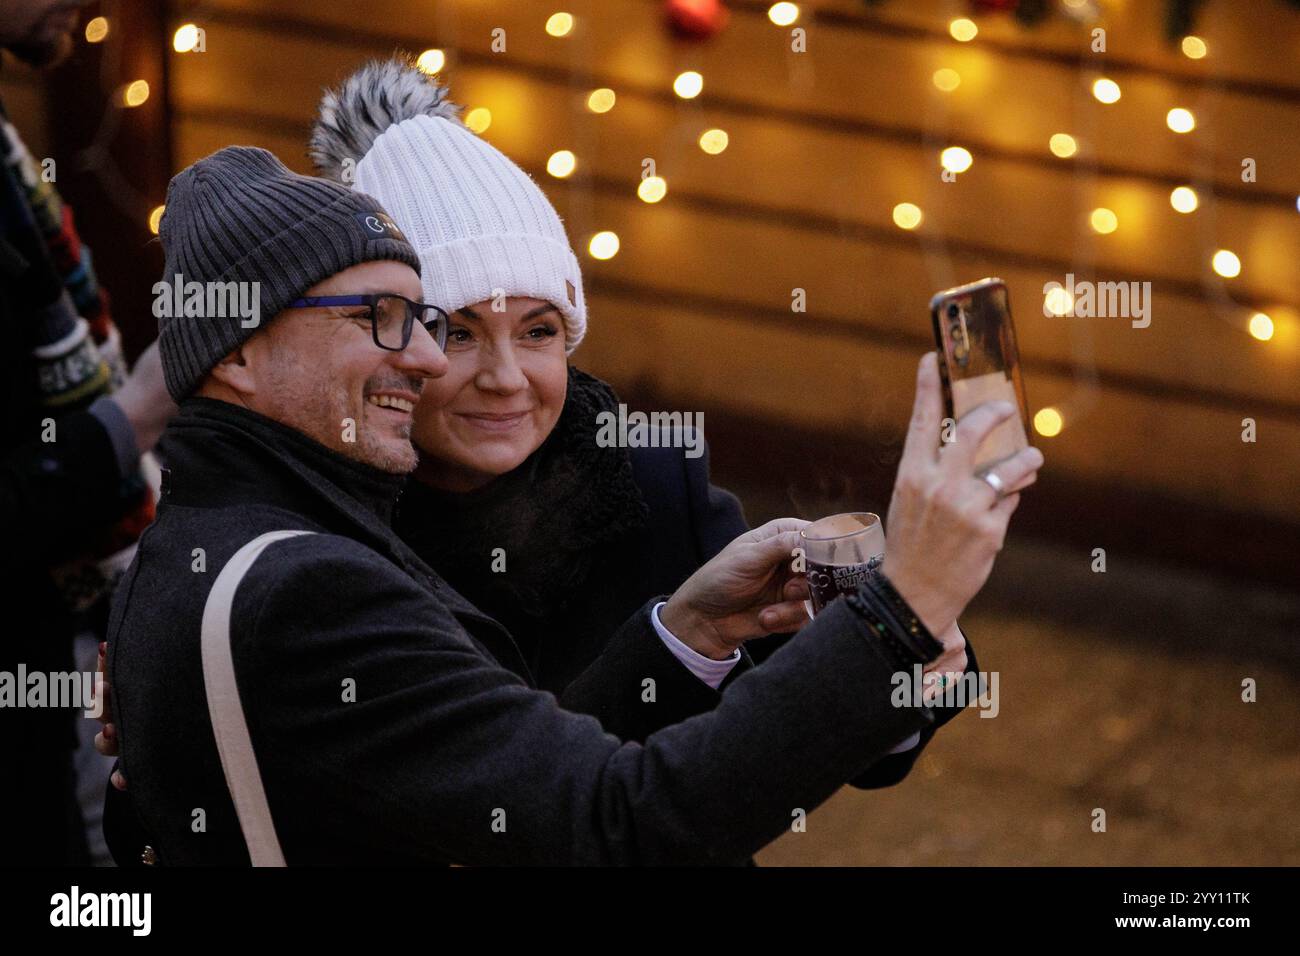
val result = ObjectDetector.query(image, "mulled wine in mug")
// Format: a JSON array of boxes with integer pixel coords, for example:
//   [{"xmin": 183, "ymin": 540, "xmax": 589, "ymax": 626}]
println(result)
[{"xmin": 800, "ymin": 512, "xmax": 886, "ymax": 617}]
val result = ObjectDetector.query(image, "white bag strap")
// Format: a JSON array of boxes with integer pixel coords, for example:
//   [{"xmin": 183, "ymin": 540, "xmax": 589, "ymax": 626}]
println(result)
[{"xmin": 200, "ymin": 530, "xmax": 315, "ymax": 867}]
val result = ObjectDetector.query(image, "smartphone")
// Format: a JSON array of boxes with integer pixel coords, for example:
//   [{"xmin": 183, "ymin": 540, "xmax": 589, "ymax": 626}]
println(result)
[{"xmin": 929, "ymin": 278, "xmax": 1030, "ymax": 475}]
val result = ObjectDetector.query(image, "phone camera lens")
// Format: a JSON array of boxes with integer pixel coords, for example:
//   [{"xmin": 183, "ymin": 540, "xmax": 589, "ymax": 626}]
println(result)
[{"xmin": 946, "ymin": 303, "xmax": 960, "ymax": 319}]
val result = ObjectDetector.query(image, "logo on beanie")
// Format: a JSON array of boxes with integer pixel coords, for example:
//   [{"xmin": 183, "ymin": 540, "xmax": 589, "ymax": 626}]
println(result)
[
  {"xmin": 566, "ymin": 280, "xmax": 576, "ymax": 308},
  {"xmin": 355, "ymin": 211, "xmax": 407, "ymax": 243}
]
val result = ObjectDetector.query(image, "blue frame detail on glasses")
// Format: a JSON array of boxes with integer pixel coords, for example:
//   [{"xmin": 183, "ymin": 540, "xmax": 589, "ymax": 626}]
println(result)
[{"xmin": 284, "ymin": 293, "xmax": 448, "ymax": 351}]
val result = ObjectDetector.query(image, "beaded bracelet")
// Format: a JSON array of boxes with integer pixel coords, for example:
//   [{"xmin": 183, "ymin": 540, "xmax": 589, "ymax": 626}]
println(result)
[
  {"xmin": 862, "ymin": 571, "xmax": 945, "ymax": 662},
  {"xmin": 843, "ymin": 587, "xmax": 933, "ymax": 672}
]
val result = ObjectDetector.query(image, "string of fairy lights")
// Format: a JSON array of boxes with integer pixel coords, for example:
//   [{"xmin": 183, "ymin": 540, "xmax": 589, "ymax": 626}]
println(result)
[
  {"xmin": 889, "ymin": 9, "xmax": 1289, "ymax": 438},
  {"xmin": 543, "ymin": 4, "xmax": 1290, "ymax": 441},
  {"xmin": 81, "ymin": 3, "xmax": 1292, "ymax": 444},
  {"xmin": 902, "ymin": 17, "xmax": 1257, "ymax": 295}
]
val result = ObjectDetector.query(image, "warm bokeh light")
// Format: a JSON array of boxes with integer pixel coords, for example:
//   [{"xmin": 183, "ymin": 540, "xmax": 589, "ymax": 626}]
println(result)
[
  {"xmin": 416, "ymin": 49, "xmax": 446, "ymax": 75},
  {"xmin": 122, "ymin": 80, "xmax": 150, "ymax": 108},
  {"xmin": 148, "ymin": 205, "xmax": 165, "ymax": 235},
  {"xmin": 1169, "ymin": 186, "xmax": 1199, "ymax": 213},
  {"xmin": 1092, "ymin": 78, "xmax": 1121, "ymax": 104},
  {"xmin": 1248, "ymin": 312, "xmax": 1274, "ymax": 341},
  {"xmin": 949, "ymin": 18, "xmax": 978, "ymax": 42},
  {"xmin": 85, "ymin": 17, "xmax": 109, "ymax": 43},
  {"xmin": 464, "ymin": 107, "xmax": 491, "ymax": 134},
  {"xmin": 940, "ymin": 146, "xmax": 973, "ymax": 173},
  {"xmin": 1181, "ymin": 35, "xmax": 1208, "ymax": 59},
  {"xmin": 932, "ymin": 68, "xmax": 961, "ymax": 92},
  {"xmin": 1166, "ymin": 107, "xmax": 1196, "ymax": 133},
  {"xmin": 1034, "ymin": 407, "xmax": 1064, "ymax": 437},
  {"xmin": 546, "ymin": 150, "xmax": 576, "ymax": 178},
  {"xmin": 698, "ymin": 128, "xmax": 729, "ymax": 154},
  {"xmin": 588, "ymin": 231, "xmax": 620, "ymax": 260},
  {"xmin": 1044, "ymin": 286, "xmax": 1075, "ymax": 317},
  {"xmin": 587, "ymin": 88, "xmax": 616, "ymax": 113},
  {"xmin": 1049, "ymin": 133, "xmax": 1078, "ymax": 158},
  {"xmin": 173, "ymin": 24, "xmax": 200, "ymax": 52},
  {"xmin": 768, "ymin": 3, "xmax": 799, "ymax": 26},
  {"xmin": 545, "ymin": 12, "xmax": 574, "ymax": 37},
  {"xmin": 673, "ymin": 71, "xmax": 704, "ymax": 99},
  {"xmin": 638, "ymin": 176, "xmax": 668, "ymax": 203},
  {"xmin": 1212, "ymin": 249, "xmax": 1241, "ymax": 278},
  {"xmin": 892, "ymin": 203, "xmax": 923, "ymax": 230},
  {"xmin": 1090, "ymin": 207, "xmax": 1118, "ymax": 234}
]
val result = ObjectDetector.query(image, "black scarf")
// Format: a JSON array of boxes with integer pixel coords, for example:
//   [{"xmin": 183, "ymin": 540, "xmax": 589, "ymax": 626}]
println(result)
[{"xmin": 394, "ymin": 367, "xmax": 650, "ymax": 622}]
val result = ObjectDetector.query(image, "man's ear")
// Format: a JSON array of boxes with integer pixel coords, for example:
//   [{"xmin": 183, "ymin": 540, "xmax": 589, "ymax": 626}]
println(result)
[{"xmin": 205, "ymin": 343, "xmax": 257, "ymax": 396}]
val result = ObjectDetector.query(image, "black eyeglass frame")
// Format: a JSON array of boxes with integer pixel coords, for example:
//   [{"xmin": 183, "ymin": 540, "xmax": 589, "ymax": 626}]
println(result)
[{"xmin": 284, "ymin": 293, "xmax": 449, "ymax": 351}]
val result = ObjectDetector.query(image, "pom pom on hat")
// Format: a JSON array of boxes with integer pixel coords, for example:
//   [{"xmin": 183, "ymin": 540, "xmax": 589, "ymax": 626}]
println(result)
[{"xmin": 309, "ymin": 56, "xmax": 463, "ymax": 183}]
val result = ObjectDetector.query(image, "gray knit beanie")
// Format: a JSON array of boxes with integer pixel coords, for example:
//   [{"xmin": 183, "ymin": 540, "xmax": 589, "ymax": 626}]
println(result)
[{"xmin": 156, "ymin": 145, "xmax": 421, "ymax": 400}]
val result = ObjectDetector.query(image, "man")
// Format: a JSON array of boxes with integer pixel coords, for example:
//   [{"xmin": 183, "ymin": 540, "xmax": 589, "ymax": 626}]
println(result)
[
  {"xmin": 1, "ymin": 0, "xmax": 175, "ymax": 864},
  {"xmin": 107, "ymin": 146, "xmax": 1041, "ymax": 864}
]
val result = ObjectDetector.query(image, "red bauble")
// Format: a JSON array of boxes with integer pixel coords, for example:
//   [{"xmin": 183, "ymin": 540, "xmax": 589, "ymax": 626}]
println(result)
[
  {"xmin": 664, "ymin": 0, "xmax": 730, "ymax": 41},
  {"xmin": 970, "ymin": 0, "xmax": 1019, "ymax": 11}
]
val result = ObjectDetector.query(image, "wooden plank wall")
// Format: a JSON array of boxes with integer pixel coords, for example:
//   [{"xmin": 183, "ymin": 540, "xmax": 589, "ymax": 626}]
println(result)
[{"xmin": 161, "ymin": 0, "xmax": 1300, "ymax": 532}]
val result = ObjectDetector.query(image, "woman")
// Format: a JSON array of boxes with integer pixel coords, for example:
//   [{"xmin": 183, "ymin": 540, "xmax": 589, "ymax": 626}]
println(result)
[
  {"xmin": 308, "ymin": 56, "xmax": 974, "ymax": 749},
  {"xmin": 392, "ymin": 296, "xmax": 754, "ymax": 740}
]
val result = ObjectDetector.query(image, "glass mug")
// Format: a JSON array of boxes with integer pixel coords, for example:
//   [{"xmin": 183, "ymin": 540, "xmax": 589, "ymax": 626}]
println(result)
[{"xmin": 800, "ymin": 512, "xmax": 886, "ymax": 617}]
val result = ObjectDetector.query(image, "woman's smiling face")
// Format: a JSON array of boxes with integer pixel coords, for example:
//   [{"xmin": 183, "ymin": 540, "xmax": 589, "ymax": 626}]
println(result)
[{"xmin": 412, "ymin": 297, "xmax": 569, "ymax": 492}]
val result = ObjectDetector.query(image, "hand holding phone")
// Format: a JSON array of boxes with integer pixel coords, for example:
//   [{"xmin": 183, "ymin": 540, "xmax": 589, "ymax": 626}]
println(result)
[
  {"xmin": 881, "ymin": 352, "xmax": 1042, "ymax": 635},
  {"xmin": 929, "ymin": 278, "xmax": 1030, "ymax": 475}
]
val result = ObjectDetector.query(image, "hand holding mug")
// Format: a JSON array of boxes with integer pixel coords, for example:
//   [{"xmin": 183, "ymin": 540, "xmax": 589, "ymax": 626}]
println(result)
[{"xmin": 662, "ymin": 518, "xmax": 812, "ymax": 660}]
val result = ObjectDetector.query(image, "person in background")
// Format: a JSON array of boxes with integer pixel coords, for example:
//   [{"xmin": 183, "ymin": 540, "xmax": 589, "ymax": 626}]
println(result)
[{"xmin": 1, "ymin": 0, "xmax": 175, "ymax": 864}]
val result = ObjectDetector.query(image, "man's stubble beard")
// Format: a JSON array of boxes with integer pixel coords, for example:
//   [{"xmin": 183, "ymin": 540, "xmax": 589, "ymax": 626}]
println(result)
[
  {"xmin": 311, "ymin": 377, "xmax": 418, "ymax": 475},
  {"xmin": 357, "ymin": 414, "xmax": 418, "ymax": 475}
]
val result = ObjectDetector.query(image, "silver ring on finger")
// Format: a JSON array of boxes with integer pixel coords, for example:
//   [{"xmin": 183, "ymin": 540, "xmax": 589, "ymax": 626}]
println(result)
[{"xmin": 979, "ymin": 470, "xmax": 1006, "ymax": 499}]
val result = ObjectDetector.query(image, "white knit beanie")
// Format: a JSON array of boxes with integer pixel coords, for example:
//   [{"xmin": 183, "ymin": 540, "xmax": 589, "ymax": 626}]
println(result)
[{"xmin": 309, "ymin": 57, "xmax": 586, "ymax": 352}]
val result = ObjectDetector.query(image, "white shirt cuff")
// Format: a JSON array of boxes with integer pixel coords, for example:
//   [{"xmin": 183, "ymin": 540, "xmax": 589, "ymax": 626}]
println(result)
[
  {"xmin": 888, "ymin": 731, "xmax": 921, "ymax": 754},
  {"xmin": 650, "ymin": 601, "xmax": 741, "ymax": 690}
]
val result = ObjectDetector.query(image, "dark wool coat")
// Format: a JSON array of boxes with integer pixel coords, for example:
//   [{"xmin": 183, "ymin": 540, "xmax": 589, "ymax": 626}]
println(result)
[{"xmin": 106, "ymin": 398, "xmax": 948, "ymax": 865}]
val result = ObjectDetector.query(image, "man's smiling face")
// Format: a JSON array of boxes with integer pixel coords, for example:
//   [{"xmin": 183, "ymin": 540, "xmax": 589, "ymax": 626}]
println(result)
[{"xmin": 239, "ymin": 260, "xmax": 448, "ymax": 474}]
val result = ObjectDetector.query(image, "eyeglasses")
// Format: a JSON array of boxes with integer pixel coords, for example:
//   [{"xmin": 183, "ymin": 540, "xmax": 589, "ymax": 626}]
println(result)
[{"xmin": 283, "ymin": 294, "xmax": 449, "ymax": 351}]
